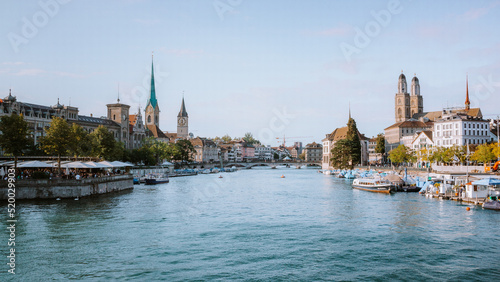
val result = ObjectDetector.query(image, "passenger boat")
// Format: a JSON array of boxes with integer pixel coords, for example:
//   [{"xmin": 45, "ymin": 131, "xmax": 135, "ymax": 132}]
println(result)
[
  {"xmin": 352, "ymin": 178, "xmax": 393, "ymax": 194},
  {"xmin": 144, "ymin": 174, "xmax": 170, "ymax": 185}
]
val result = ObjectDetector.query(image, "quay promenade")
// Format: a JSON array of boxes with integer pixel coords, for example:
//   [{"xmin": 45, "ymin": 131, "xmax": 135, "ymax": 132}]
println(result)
[{"xmin": 0, "ymin": 174, "xmax": 133, "ymax": 200}]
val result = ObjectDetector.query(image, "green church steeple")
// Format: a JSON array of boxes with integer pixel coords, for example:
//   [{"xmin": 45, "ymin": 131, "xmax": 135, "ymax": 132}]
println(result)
[{"xmin": 146, "ymin": 56, "xmax": 158, "ymax": 110}]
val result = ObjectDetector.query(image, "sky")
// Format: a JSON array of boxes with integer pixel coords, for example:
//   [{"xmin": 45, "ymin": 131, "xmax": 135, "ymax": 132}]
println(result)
[{"xmin": 1, "ymin": 0, "xmax": 500, "ymax": 146}]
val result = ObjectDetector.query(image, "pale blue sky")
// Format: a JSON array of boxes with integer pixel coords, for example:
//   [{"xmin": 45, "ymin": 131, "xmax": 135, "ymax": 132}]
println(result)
[{"xmin": 1, "ymin": 0, "xmax": 500, "ymax": 146}]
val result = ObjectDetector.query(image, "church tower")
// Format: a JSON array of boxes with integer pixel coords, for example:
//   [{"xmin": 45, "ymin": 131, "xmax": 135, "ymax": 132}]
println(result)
[
  {"xmin": 107, "ymin": 93, "xmax": 130, "ymax": 148},
  {"xmin": 177, "ymin": 97, "xmax": 189, "ymax": 139},
  {"xmin": 395, "ymin": 71, "xmax": 410, "ymax": 122},
  {"xmin": 145, "ymin": 57, "xmax": 160, "ymax": 128},
  {"xmin": 410, "ymin": 74, "xmax": 423, "ymax": 117},
  {"xmin": 465, "ymin": 75, "xmax": 470, "ymax": 111}
]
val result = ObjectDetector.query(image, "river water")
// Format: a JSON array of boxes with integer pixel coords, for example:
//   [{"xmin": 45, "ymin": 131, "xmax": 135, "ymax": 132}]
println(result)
[{"xmin": 1, "ymin": 168, "xmax": 500, "ymax": 281}]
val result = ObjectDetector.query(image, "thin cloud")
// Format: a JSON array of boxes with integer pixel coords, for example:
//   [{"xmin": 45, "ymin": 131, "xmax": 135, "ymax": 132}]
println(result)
[
  {"xmin": 462, "ymin": 1, "xmax": 500, "ymax": 21},
  {"xmin": 2, "ymin": 62, "xmax": 25, "ymax": 66},
  {"xmin": 13, "ymin": 68, "xmax": 86, "ymax": 78},
  {"xmin": 14, "ymin": 69, "xmax": 46, "ymax": 76}
]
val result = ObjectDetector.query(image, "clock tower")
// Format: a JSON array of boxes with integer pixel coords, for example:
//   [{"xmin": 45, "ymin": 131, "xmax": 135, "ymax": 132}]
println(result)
[{"xmin": 177, "ymin": 97, "xmax": 189, "ymax": 139}]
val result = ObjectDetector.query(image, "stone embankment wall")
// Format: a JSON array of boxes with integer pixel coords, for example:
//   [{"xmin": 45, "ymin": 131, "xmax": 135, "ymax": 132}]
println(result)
[{"xmin": 0, "ymin": 174, "xmax": 133, "ymax": 200}]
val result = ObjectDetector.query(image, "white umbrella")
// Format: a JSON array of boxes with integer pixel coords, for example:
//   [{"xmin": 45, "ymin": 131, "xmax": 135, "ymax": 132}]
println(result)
[
  {"xmin": 98, "ymin": 161, "xmax": 118, "ymax": 167},
  {"xmin": 61, "ymin": 162, "xmax": 94, "ymax": 169},
  {"xmin": 17, "ymin": 161, "xmax": 53, "ymax": 168},
  {"xmin": 85, "ymin": 161, "xmax": 113, "ymax": 168},
  {"xmin": 110, "ymin": 161, "xmax": 134, "ymax": 167},
  {"xmin": 0, "ymin": 167, "xmax": 5, "ymax": 177}
]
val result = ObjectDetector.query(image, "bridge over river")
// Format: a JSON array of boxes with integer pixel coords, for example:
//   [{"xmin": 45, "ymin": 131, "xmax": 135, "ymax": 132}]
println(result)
[{"xmin": 221, "ymin": 161, "xmax": 321, "ymax": 169}]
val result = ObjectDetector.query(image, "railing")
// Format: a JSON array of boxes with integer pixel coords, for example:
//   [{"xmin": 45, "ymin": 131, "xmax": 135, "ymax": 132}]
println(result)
[{"xmin": 0, "ymin": 174, "xmax": 132, "ymax": 188}]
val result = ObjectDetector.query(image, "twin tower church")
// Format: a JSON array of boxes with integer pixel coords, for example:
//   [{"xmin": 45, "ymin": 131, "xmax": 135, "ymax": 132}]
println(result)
[{"xmin": 393, "ymin": 71, "xmax": 479, "ymax": 123}]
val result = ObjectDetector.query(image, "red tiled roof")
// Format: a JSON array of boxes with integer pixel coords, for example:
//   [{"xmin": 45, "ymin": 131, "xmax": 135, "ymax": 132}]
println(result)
[
  {"xmin": 384, "ymin": 120, "xmax": 432, "ymax": 130},
  {"xmin": 146, "ymin": 124, "xmax": 168, "ymax": 139}
]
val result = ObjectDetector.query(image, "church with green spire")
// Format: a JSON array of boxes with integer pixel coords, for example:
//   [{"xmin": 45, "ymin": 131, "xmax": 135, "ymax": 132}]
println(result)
[
  {"xmin": 144, "ymin": 57, "xmax": 169, "ymax": 141},
  {"xmin": 144, "ymin": 56, "xmax": 189, "ymax": 142}
]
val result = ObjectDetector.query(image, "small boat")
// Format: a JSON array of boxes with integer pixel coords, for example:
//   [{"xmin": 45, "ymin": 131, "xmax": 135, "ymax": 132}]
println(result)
[
  {"xmin": 144, "ymin": 174, "xmax": 170, "ymax": 185},
  {"xmin": 133, "ymin": 178, "xmax": 140, "ymax": 185},
  {"xmin": 483, "ymin": 196, "xmax": 500, "ymax": 210},
  {"xmin": 352, "ymin": 178, "xmax": 393, "ymax": 194},
  {"xmin": 219, "ymin": 175, "xmax": 223, "ymax": 178},
  {"xmin": 271, "ymin": 166, "xmax": 277, "ymax": 169},
  {"xmin": 281, "ymin": 175, "xmax": 285, "ymax": 178}
]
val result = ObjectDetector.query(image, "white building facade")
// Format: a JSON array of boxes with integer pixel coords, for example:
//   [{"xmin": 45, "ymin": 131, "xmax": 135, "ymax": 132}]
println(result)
[{"xmin": 433, "ymin": 112, "xmax": 495, "ymax": 147}]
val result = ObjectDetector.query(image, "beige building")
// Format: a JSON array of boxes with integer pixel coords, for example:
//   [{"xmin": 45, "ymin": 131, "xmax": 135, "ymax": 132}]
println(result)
[
  {"xmin": 384, "ymin": 120, "xmax": 432, "ymax": 152},
  {"xmin": 191, "ymin": 137, "xmax": 218, "ymax": 163},
  {"xmin": 303, "ymin": 142, "xmax": 322, "ymax": 162},
  {"xmin": 0, "ymin": 90, "xmax": 146, "ymax": 149},
  {"xmin": 321, "ymin": 124, "xmax": 369, "ymax": 170}
]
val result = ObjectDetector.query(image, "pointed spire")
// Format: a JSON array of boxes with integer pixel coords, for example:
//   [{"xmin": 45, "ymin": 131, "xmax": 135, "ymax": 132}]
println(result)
[
  {"xmin": 178, "ymin": 95, "xmax": 188, "ymax": 117},
  {"xmin": 348, "ymin": 102, "xmax": 351, "ymax": 120},
  {"xmin": 465, "ymin": 74, "xmax": 470, "ymax": 111},
  {"xmin": 146, "ymin": 55, "xmax": 158, "ymax": 109},
  {"xmin": 117, "ymin": 83, "xmax": 120, "ymax": 103}
]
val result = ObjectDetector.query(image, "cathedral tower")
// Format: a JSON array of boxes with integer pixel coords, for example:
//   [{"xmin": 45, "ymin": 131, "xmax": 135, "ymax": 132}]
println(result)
[
  {"xmin": 410, "ymin": 74, "xmax": 423, "ymax": 117},
  {"xmin": 145, "ymin": 57, "xmax": 160, "ymax": 128},
  {"xmin": 177, "ymin": 97, "xmax": 189, "ymax": 139},
  {"xmin": 395, "ymin": 71, "xmax": 410, "ymax": 122}
]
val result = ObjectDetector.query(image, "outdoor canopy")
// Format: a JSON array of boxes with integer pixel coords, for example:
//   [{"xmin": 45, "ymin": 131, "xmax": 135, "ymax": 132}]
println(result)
[
  {"xmin": 59, "ymin": 162, "xmax": 94, "ymax": 169},
  {"xmin": 471, "ymin": 177, "xmax": 500, "ymax": 186},
  {"xmin": 17, "ymin": 161, "xmax": 53, "ymax": 168}
]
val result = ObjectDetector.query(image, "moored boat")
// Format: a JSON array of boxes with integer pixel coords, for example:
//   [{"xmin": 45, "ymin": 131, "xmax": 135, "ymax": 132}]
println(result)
[
  {"xmin": 352, "ymin": 178, "xmax": 393, "ymax": 194},
  {"xmin": 483, "ymin": 196, "xmax": 500, "ymax": 210},
  {"xmin": 144, "ymin": 173, "xmax": 170, "ymax": 185}
]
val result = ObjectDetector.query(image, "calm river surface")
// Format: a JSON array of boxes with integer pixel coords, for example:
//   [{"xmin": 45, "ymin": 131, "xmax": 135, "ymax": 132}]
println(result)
[{"xmin": 1, "ymin": 168, "xmax": 500, "ymax": 281}]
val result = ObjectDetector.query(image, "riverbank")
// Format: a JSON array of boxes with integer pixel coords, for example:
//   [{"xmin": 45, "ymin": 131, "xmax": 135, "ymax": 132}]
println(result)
[{"xmin": 0, "ymin": 174, "xmax": 133, "ymax": 200}]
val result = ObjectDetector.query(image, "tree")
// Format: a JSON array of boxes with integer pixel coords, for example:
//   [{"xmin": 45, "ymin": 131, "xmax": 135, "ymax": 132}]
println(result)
[
  {"xmin": 388, "ymin": 144, "xmax": 412, "ymax": 165},
  {"xmin": 330, "ymin": 139, "xmax": 354, "ymax": 169},
  {"xmin": 298, "ymin": 152, "xmax": 305, "ymax": 160},
  {"xmin": 375, "ymin": 133, "xmax": 385, "ymax": 155},
  {"xmin": 243, "ymin": 132, "xmax": 259, "ymax": 145},
  {"xmin": 68, "ymin": 123, "xmax": 91, "ymax": 158},
  {"xmin": 346, "ymin": 118, "xmax": 361, "ymax": 165},
  {"xmin": 471, "ymin": 143, "xmax": 495, "ymax": 165},
  {"xmin": 450, "ymin": 145, "xmax": 467, "ymax": 164},
  {"xmin": 490, "ymin": 142, "xmax": 500, "ymax": 161},
  {"xmin": 221, "ymin": 135, "xmax": 232, "ymax": 143},
  {"xmin": 141, "ymin": 137, "xmax": 169, "ymax": 165},
  {"xmin": 0, "ymin": 113, "xmax": 33, "ymax": 169},
  {"xmin": 175, "ymin": 139, "xmax": 195, "ymax": 163},
  {"xmin": 90, "ymin": 125, "xmax": 117, "ymax": 160},
  {"xmin": 40, "ymin": 117, "xmax": 72, "ymax": 175}
]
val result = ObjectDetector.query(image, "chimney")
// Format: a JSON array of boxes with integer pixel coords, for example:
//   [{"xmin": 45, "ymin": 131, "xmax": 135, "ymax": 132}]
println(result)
[{"xmin": 90, "ymin": 113, "xmax": 93, "ymax": 117}]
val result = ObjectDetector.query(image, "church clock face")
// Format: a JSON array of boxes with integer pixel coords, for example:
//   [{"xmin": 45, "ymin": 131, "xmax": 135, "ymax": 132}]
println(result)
[{"xmin": 178, "ymin": 117, "xmax": 186, "ymax": 126}]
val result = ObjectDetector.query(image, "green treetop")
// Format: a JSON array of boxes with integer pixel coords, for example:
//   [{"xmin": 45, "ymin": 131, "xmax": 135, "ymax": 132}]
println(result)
[
  {"xmin": 0, "ymin": 113, "xmax": 33, "ymax": 169},
  {"xmin": 40, "ymin": 117, "xmax": 72, "ymax": 175}
]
